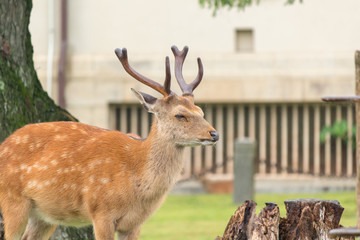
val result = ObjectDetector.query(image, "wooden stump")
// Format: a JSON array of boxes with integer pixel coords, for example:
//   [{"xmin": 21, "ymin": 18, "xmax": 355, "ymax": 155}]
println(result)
[
  {"xmin": 280, "ymin": 199, "xmax": 348, "ymax": 240},
  {"xmin": 217, "ymin": 200, "xmax": 280, "ymax": 240},
  {"xmin": 217, "ymin": 199, "xmax": 354, "ymax": 240}
]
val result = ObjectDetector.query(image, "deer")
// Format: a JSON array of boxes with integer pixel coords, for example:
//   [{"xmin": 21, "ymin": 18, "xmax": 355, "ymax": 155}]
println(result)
[{"xmin": 0, "ymin": 46, "xmax": 219, "ymax": 240}]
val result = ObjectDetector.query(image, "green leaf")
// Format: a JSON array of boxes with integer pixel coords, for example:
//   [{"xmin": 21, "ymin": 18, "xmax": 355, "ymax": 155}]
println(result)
[{"xmin": 320, "ymin": 120, "xmax": 356, "ymax": 148}]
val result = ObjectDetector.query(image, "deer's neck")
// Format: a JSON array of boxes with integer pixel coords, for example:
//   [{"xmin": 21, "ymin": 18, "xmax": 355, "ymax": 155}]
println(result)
[{"xmin": 141, "ymin": 120, "xmax": 184, "ymax": 195}]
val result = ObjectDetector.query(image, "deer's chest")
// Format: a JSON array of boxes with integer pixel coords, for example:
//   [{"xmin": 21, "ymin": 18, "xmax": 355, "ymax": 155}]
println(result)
[{"xmin": 115, "ymin": 190, "xmax": 168, "ymax": 232}]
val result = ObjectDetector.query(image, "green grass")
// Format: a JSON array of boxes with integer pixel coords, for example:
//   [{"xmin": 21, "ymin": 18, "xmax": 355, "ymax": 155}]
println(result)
[{"xmin": 139, "ymin": 191, "xmax": 357, "ymax": 240}]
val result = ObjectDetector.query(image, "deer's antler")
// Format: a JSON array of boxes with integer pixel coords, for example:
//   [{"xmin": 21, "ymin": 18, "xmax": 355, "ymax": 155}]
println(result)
[
  {"xmin": 171, "ymin": 46, "xmax": 203, "ymax": 96},
  {"xmin": 115, "ymin": 48, "xmax": 172, "ymax": 97}
]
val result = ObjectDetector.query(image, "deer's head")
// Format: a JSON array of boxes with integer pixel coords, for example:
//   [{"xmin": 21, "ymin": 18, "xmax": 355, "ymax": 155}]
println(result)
[{"xmin": 115, "ymin": 46, "xmax": 219, "ymax": 147}]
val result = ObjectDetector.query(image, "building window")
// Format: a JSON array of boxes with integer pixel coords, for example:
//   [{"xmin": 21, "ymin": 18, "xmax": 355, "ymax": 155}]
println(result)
[{"xmin": 235, "ymin": 29, "xmax": 254, "ymax": 53}]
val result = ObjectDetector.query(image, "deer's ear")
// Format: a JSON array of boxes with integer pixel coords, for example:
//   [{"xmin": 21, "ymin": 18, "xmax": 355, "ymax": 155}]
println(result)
[{"xmin": 131, "ymin": 88, "xmax": 157, "ymax": 113}]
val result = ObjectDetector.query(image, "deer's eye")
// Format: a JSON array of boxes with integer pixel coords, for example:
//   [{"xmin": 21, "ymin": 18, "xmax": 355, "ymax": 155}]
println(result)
[{"xmin": 175, "ymin": 114, "xmax": 187, "ymax": 121}]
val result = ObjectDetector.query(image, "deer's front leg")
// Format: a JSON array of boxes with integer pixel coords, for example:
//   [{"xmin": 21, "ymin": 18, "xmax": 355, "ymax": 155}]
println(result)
[
  {"xmin": 92, "ymin": 217, "xmax": 116, "ymax": 240},
  {"xmin": 117, "ymin": 227, "xmax": 141, "ymax": 240}
]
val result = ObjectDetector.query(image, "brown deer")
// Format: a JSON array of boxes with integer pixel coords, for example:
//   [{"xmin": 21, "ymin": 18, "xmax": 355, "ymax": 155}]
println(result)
[{"xmin": 0, "ymin": 46, "xmax": 219, "ymax": 240}]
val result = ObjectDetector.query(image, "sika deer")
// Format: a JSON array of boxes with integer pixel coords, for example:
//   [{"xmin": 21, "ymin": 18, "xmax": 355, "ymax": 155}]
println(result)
[{"xmin": 0, "ymin": 46, "xmax": 218, "ymax": 240}]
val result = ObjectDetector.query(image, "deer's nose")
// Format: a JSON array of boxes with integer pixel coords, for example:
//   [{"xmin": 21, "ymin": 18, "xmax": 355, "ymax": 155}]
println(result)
[{"xmin": 210, "ymin": 131, "xmax": 219, "ymax": 142}]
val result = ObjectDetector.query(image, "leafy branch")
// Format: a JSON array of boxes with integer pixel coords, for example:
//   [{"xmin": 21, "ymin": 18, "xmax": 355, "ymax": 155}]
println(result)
[
  {"xmin": 320, "ymin": 120, "xmax": 356, "ymax": 148},
  {"xmin": 199, "ymin": 0, "xmax": 303, "ymax": 15}
]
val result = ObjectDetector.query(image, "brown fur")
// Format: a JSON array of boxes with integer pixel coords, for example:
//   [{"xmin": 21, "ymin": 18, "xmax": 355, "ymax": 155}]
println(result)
[{"xmin": 0, "ymin": 94, "xmax": 217, "ymax": 240}]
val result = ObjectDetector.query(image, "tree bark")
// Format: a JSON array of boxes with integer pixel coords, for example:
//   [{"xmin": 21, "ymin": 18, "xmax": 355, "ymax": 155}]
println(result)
[
  {"xmin": 0, "ymin": 0, "xmax": 93, "ymax": 239},
  {"xmin": 0, "ymin": 0, "xmax": 76, "ymax": 142},
  {"xmin": 217, "ymin": 199, "xmax": 354, "ymax": 240}
]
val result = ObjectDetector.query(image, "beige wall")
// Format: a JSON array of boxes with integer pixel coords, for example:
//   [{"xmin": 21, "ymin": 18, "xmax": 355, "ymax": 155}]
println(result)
[{"xmin": 29, "ymin": 0, "xmax": 360, "ymax": 128}]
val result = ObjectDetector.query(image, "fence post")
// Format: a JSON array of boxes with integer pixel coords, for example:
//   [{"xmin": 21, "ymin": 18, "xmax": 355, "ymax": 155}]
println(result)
[{"xmin": 233, "ymin": 138, "xmax": 256, "ymax": 204}]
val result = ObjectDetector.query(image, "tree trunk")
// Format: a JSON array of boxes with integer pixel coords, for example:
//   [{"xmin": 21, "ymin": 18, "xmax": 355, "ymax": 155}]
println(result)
[
  {"xmin": 217, "ymin": 199, "xmax": 354, "ymax": 240},
  {"xmin": 0, "ymin": 0, "xmax": 93, "ymax": 239},
  {"xmin": 0, "ymin": 0, "xmax": 76, "ymax": 142}
]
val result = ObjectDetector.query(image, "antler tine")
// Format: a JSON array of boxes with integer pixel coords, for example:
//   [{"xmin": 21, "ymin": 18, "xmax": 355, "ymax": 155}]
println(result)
[
  {"xmin": 164, "ymin": 56, "xmax": 171, "ymax": 96},
  {"xmin": 171, "ymin": 45, "xmax": 203, "ymax": 95},
  {"xmin": 192, "ymin": 57, "xmax": 203, "ymax": 91},
  {"xmin": 115, "ymin": 48, "xmax": 171, "ymax": 97}
]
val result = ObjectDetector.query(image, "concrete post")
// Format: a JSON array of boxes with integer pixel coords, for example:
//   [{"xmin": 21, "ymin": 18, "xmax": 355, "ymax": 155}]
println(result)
[{"xmin": 233, "ymin": 138, "xmax": 256, "ymax": 204}]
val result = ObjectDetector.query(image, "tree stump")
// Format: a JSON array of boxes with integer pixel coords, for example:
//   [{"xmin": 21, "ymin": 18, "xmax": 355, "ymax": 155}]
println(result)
[
  {"xmin": 217, "ymin": 200, "xmax": 280, "ymax": 240},
  {"xmin": 280, "ymin": 199, "xmax": 348, "ymax": 240},
  {"xmin": 217, "ymin": 199, "xmax": 354, "ymax": 240}
]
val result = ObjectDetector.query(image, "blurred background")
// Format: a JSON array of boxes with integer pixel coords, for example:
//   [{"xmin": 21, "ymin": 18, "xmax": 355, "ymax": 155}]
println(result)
[{"xmin": 29, "ymin": 0, "xmax": 360, "ymax": 193}]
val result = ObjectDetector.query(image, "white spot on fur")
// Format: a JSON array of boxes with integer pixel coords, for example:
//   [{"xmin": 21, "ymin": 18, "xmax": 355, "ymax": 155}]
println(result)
[
  {"xmin": 82, "ymin": 186, "xmax": 89, "ymax": 192},
  {"xmin": 26, "ymin": 166, "xmax": 32, "ymax": 174},
  {"xmin": 70, "ymin": 184, "xmax": 76, "ymax": 190},
  {"xmin": 27, "ymin": 180, "xmax": 38, "ymax": 189},
  {"xmin": 80, "ymin": 129, "xmax": 88, "ymax": 135},
  {"xmin": 89, "ymin": 176, "xmax": 94, "ymax": 183},
  {"xmin": 39, "ymin": 165, "xmax": 48, "ymax": 171},
  {"xmin": 63, "ymin": 184, "xmax": 69, "ymax": 189},
  {"xmin": 51, "ymin": 160, "xmax": 58, "ymax": 165},
  {"xmin": 44, "ymin": 180, "xmax": 50, "ymax": 186},
  {"xmin": 70, "ymin": 124, "xmax": 78, "ymax": 130},
  {"xmin": 20, "ymin": 164, "xmax": 27, "ymax": 170},
  {"xmin": 32, "ymin": 163, "xmax": 39, "ymax": 169},
  {"xmin": 22, "ymin": 135, "xmax": 30, "ymax": 144},
  {"xmin": 54, "ymin": 135, "xmax": 66, "ymax": 141},
  {"xmin": 51, "ymin": 177, "xmax": 57, "ymax": 183},
  {"xmin": 29, "ymin": 143, "xmax": 35, "ymax": 152},
  {"xmin": 88, "ymin": 162, "xmax": 95, "ymax": 170},
  {"xmin": 100, "ymin": 178, "xmax": 109, "ymax": 184},
  {"xmin": 14, "ymin": 136, "xmax": 21, "ymax": 144},
  {"xmin": 64, "ymin": 168, "xmax": 69, "ymax": 173},
  {"xmin": 57, "ymin": 168, "xmax": 63, "ymax": 174},
  {"xmin": 61, "ymin": 153, "xmax": 69, "ymax": 158},
  {"xmin": 0, "ymin": 147, "xmax": 9, "ymax": 157},
  {"xmin": 71, "ymin": 166, "xmax": 76, "ymax": 172}
]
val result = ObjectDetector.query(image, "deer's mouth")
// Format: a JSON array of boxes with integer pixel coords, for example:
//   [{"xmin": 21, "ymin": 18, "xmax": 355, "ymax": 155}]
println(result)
[
  {"xmin": 176, "ymin": 138, "xmax": 217, "ymax": 147},
  {"xmin": 199, "ymin": 139, "xmax": 217, "ymax": 146}
]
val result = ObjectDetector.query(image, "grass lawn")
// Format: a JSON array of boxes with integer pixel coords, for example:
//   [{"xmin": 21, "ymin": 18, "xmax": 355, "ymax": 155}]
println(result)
[{"xmin": 139, "ymin": 191, "xmax": 357, "ymax": 240}]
